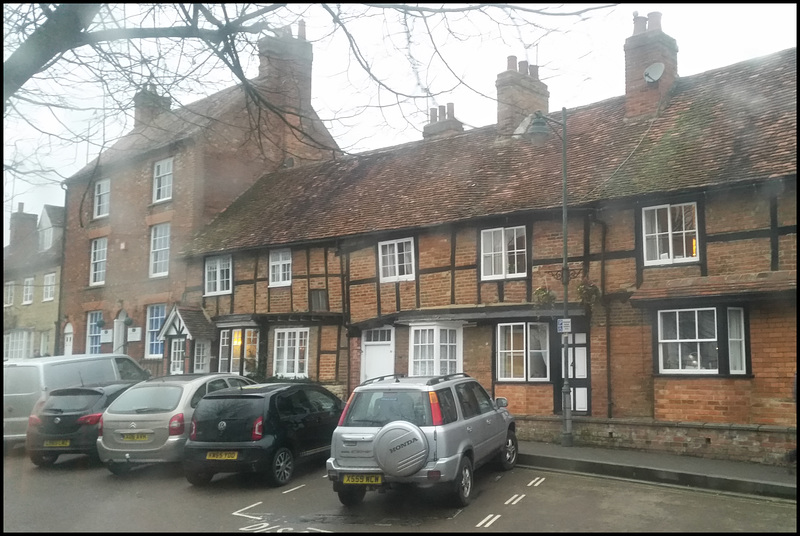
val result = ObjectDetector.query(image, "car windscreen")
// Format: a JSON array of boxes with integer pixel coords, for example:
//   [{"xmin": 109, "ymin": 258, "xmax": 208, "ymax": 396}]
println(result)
[
  {"xmin": 342, "ymin": 390, "xmax": 429, "ymax": 427},
  {"xmin": 43, "ymin": 389, "xmax": 103, "ymax": 413},
  {"xmin": 44, "ymin": 359, "xmax": 117, "ymax": 391},
  {"xmin": 107, "ymin": 385, "xmax": 183, "ymax": 414},
  {"xmin": 194, "ymin": 395, "xmax": 263, "ymax": 421},
  {"xmin": 3, "ymin": 366, "xmax": 39, "ymax": 395}
]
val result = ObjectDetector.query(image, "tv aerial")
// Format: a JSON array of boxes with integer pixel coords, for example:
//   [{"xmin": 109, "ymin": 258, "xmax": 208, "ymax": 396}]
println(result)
[{"xmin": 644, "ymin": 62, "xmax": 665, "ymax": 83}]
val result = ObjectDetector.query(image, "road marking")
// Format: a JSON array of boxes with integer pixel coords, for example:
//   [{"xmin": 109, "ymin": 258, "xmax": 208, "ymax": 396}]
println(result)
[
  {"xmin": 476, "ymin": 514, "xmax": 501, "ymax": 528},
  {"xmin": 282, "ymin": 484, "xmax": 306, "ymax": 494},
  {"xmin": 528, "ymin": 477, "xmax": 545, "ymax": 487},
  {"xmin": 504, "ymin": 494, "xmax": 526, "ymax": 505},
  {"xmin": 233, "ymin": 502, "xmax": 264, "ymax": 520}
]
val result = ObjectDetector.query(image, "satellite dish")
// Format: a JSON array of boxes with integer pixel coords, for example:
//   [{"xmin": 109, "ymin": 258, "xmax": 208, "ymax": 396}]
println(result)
[{"xmin": 644, "ymin": 62, "xmax": 665, "ymax": 83}]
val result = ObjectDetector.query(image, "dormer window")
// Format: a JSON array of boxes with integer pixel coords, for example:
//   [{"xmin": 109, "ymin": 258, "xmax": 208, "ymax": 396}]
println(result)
[{"xmin": 642, "ymin": 202, "xmax": 698, "ymax": 265}]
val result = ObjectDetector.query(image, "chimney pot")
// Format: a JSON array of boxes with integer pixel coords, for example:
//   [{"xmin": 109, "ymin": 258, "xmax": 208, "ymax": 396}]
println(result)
[
  {"xmin": 438, "ymin": 105, "xmax": 446, "ymax": 121},
  {"xmin": 507, "ymin": 56, "xmax": 517, "ymax": 71},
  {"xmin": 446, "ymin": 102, "xmax": 454, "ymax": 120},
  {"xmin": 430, "ymin": 107, "xmax": 438, "ymax": 123},
  {"xmin": 18, "ymin": 202, "xmax": 24, "ymax": 212},
  {"xmin": 528, "ymin": 65, "xmax": 539, "ymax": 80},
  {"xmin": 298, "ymin": 20, "xmax": 306, "ymax": 40},
  {"xmin": 647, "ymin": 12, "xmax": 662, "ymax": 31},
  {"xmin": 518, "ymin": 60, "xmax": 528, "ymax": 75},
  {"xmin": 632, "ymin": 12, "xmax": 647, "ymax": 35}
]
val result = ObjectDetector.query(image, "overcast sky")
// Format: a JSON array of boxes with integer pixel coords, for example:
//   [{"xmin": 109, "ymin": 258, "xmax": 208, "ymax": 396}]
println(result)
[{"xmin": 3, "ymin": 3, "xmax": 797, "ymax": 246}]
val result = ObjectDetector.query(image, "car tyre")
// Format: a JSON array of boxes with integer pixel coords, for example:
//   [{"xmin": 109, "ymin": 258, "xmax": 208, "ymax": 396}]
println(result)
[
  {"xmin": 107, "ymin": 462, "xmax": 131, "ymax": 476},
  {"xmin": 29, "ymin": 452, "xmax": 58, "ymax": 467},
  {"xmin": 266, "ymin": 446, "xmax": 294, "ymax": 487},
  {"xmin": 186, "ymin": 470, "xmax": 214, "ymax": 487},
  {"xmin": 496, "ymin": 428, "xmax": 518, "ymax": 471},
  {"xmin": 452, "ymin": 456, "xmax": 474, "ymax": 507},
  {"xmin": 337, "ymin": 486, "xmax": 367, "ymax": 506}
]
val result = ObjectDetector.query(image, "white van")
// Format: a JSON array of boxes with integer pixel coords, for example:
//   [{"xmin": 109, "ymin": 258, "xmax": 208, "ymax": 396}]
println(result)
[{"xmin": 3, "ymin": 354, "xmax": 150, "ymax": 451}]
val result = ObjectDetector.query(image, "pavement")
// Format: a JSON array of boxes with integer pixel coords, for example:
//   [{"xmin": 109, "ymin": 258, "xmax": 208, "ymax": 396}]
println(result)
[{"xmin": 516, "ymin": 440, "xmax": 796, "ymax": 501}]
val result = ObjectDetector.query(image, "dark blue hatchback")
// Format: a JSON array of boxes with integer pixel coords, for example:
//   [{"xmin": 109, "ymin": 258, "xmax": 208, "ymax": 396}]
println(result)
[{"xmin": 183, "ymin": 382, "xmax": 344, "ymax": 486}]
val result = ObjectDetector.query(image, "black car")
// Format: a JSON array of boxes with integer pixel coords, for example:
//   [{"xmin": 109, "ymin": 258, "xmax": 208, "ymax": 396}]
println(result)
[
  {"xmin": 183, "ymin": 383, "xmax": 344, "ymax": 487},
  {"xmin": 25, "ymin": 380, "xmax": 140, "ymax": 466}
]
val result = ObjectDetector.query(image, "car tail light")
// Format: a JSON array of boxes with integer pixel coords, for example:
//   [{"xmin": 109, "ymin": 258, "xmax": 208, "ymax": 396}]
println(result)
[
  {"xmin": 189, "ymin": 418, "xmax": 197, "ymax": 440},
  {"xmin": 338, "ymin": 392, "xmax": 355, "ymax": 426},
  {"xmin": 428, "ymin": 391, "xmax": 443, "ymax": 426},
  {"xmin": 28, "ymin": 415, "xmax": 42, "ymax": 427},
  {"xmin": 98, "ymin": 416, "xmax": 103, "ymax": 437},
  {"xmin": 76, "ymin": 413, "xmax": 102, "ymax": 426},
  {"xmin": 168, "ymin": 413, "xmax": 185, "ymax": 436},
  {"xmin": 251, "ymin": 416, "xmax": 263, "ymax": 440}
]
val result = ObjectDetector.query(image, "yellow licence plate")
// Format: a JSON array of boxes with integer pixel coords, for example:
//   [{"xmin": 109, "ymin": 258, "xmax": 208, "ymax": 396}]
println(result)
[
  {"xmin": 121, "ymin": 433, "xmax": 149, "ymax": 441},
  {"xmin": 43, "ymin": 439, "xmax": 70, "ymax": 447},
  {"xmin": 343, "ymin": 474, "xmax": 382, "ymax": 485},
  {"xmin": 206, "ymin": 451, "xmax": 238, "ymax": 460}
]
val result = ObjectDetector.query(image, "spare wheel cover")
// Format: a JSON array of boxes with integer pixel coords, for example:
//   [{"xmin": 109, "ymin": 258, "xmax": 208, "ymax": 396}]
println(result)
[{"xmin": 373, "ymin": 420, "xmax": 429, "ymax": 477}]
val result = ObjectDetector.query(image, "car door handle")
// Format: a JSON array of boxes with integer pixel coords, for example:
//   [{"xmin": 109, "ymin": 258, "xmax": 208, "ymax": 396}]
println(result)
[{"xmin": 466, "ymin": 426, "xmax": 473, "ymax": 433}]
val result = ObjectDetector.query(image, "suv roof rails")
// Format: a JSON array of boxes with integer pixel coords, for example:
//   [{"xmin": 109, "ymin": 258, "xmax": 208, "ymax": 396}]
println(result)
[
  {"xmin": 361, "ymin": 374, "xmax": 405, "ymax": 385},
  {"xmin": 426, "ymin": 372, "xmax": 471, "ymax": 386}
]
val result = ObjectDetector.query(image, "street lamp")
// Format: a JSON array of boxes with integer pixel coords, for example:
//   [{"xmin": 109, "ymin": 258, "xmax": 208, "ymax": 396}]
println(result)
[{"xmin": 528, "ymin": 107, "xmax": 573, "ymax": 447}]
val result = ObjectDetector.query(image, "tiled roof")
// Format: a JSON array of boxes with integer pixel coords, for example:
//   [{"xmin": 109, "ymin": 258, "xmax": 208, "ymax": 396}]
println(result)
[
  {"xmin": 182, "ymin": 47, "xmax": 796, "ymax": 258},
  {"xmin": 43, "ymin": 205, "xmax": 65, "ymax": 227},
  {"xmin": 629, "ymin": 270, "xmax": 797, "ymax": 303},
  {"xmin": 176, "ymin": 306, "xmax": 217, "ymax": 342}
]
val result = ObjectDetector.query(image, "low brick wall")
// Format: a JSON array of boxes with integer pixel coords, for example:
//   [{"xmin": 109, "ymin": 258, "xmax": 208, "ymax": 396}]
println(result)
[{"xmin": 515, "ymin": 415, "xmax": 797, "ymax": 466}]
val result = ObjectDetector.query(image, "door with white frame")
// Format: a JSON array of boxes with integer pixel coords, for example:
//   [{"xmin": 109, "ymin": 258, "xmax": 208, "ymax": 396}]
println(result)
[
  {"xmin": 361, "ymin": 327, "xmax": 395, "ymax": 383},
  {"xmin": 558, "ymin": 325, "xmax": 591, "ymax": 415},
  {"xmin": 63, "ymin": 323, "xmax": 73, "ymax": 357}
]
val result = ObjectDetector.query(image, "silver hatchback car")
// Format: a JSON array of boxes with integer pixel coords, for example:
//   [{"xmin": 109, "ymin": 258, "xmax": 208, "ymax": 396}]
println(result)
[{"xmin": 97, "ymin": 373, "xmax": 256, "ymax": 475}]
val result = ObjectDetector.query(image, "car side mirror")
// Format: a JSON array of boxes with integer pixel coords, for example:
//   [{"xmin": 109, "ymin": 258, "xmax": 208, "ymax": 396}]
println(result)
[{"xmin": 495, "ymin": 397, "xmax": 508, "ymax": 408}]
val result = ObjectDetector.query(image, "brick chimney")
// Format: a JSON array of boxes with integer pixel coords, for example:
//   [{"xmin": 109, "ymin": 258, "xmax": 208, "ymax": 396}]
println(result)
[
  {"xmin": 496, "ymin": 56, "xmax": 549, "ymax": 136},
  {"xmin": 133, "ymin": 83, "xmax": 171, "ymax": 128},
  {"xmin": 257, "ymin": 21, "xmax": 313, "ymax": 113},
  {"xmin": 9, "ymin": 203, "xmax": 37, "ymax": 250},
  {"xmin": 423, "ymin": 103, "xmax": 464, "ymax": 140},
  {"xmin": 624, "ymin": 11, "xmax": 678, "ymax": 119}
]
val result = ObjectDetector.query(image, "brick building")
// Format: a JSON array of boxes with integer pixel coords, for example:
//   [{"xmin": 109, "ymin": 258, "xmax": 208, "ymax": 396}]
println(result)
[
  {"xmin": 184, "ymin": 14, "xmax": 794, "ymax": 463},
  {"xmin": 4, "ymin": 203, "xmax": 65, "ymax": 358},
  {"xmin": 58, "ymin": 23, "xmax": 339, "ymax": 376}
]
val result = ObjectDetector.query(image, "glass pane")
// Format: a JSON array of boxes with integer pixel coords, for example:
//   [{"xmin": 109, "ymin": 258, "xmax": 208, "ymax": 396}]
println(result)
[
  {"xmin": 659, "ymin": 311, "xmax": 677, "ymax": 340},
  {"xmin": 678, "ymin": 310, "xmax": 696, "ymax": 339},
  {"xmin": 699, "ymin": 342, "xmax": 718, "ymax": 370},
  {"xmin": 698, "ymin": 310, "xmax": 716, "ymax": 339},
  {"xmin": 661, "ymin": 342, "xmax": 679, "ymax": 370}
]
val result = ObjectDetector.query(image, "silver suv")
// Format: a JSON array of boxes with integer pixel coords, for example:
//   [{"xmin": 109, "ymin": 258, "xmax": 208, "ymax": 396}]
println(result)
[{"xmin": 326, "ymin": 373, "xmax": 517, "ymax": 507}]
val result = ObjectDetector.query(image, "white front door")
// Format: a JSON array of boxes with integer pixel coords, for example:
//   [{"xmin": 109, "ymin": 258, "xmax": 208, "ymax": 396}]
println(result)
[
  {"xmin": 63, "ymin": 323, "xmax": 73, "ymax": 357},
  {"xmin": 361, "ymin": 327, "xmax": 395, "ymax": 383}
]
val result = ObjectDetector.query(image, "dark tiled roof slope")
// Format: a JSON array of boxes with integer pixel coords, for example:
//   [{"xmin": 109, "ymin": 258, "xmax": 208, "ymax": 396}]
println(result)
[
  {"xmin": 183, "ymin": 48, "xmax": 796, "ymax": 258},
  {"xmin": 177, "ymin": 307, "xmax": 217, "ymax": 342}
]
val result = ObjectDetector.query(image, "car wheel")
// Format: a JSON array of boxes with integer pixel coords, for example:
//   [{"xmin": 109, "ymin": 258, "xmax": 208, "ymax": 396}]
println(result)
[
  {"xmin": 452, "ymin": 456, "xmax": 474, "ymax": 507},
  {"xmin": 337, "ymin": 486, "xmax": 367, "ymax": 506},
  {"xmin": 107, "ymin": 462, "xmax": 131, "ymax": 476},
  {"xmin": 266, "ymin": 446, "xmax": 294, "ymax": 487},
  {"xmin": 496, "ymin": 428, "xmax": 518, "ymax": 471},
  {"xmin": 185, "ymin": 471, "xmax": 214, "ymax": 487},
  {"xmin": 29, "ymin": 452, "xmax": 58, "ymax": 467}
]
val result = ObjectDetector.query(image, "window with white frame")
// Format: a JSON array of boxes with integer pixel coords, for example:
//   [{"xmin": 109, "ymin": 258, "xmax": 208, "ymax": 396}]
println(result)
[
  {"xmin": 42, "ymin": 273, "xmax": 55, "ymax": 301},
  {"xmin": 22, "ymin": 277, "xmax": 34, "ymax": 304},
  {"xmin": 152, "ymin": 158, "xmax": 173, "ymax": 203},
  {"xmin": 4, "ymin": 330, "xmax": 33, "ymax": 359},
  {"xmin": 4, "ymin": 281, "xmax": 14, "ymax": 307},
  {"xmin": 39, "ymin": 331, "xmax": 49, "ymax": 357},
  {"xmin": 409, "ymin": 324, "xmax": 461, "ymax": 376},
  {"xmin": 269, "ymin": 249, "xmax": 292, "ymax": 287},
  {"xmin": 379, "ymin": 238, "xmax": 415, "ymax": 283},
  {"xmin": 218, "ymin": 330, "xmax": 231, "ymax": 372},
  {"xmin": 149, "ymin": 223, "xmax": 170, "ymax": 277},
  {"xmin": 497, "ymin": 322, "xmax": 550, "ymax": 381},
  {"xmin": 94, "ymin": 179, "xmax": 110, "ymax": 218},
  {"xmin": 86, "ymin": 311, "xmax": 103, "ymax": 354},
  {"xmin": 38, "ymin": 225, "xmax": 53, "ymax": 251},
  {"xmin": 90, "ymin": 237, "xmax": 107, "ymax": 285},
  {"xmin": 170, "ymin": 338, "xmax": 186, "ymax": 374},
  {"xmin": 146, "ymin": 304, "xmax": 166, "ymax": 359},
  {"xmin": 481, "ymin": 226, "xmax": 527, "ymax": 280},
  {"xmin": 657, "ymin": 306, "xmax": 747, "ymax": 375},
  {"xmin": 273, "ymin": 328, "xmax": 309, "ymax": 379},
  {"xmin": 194, "ymin": 340, "xmax": 210, "ymax": 373},
  {"xmin": 205, "ymin": 255, "xmax": 232, "ymax": 295},
  {"xmin": 643, "ymin": 203, "xmax": 698, "ymax": 265}
]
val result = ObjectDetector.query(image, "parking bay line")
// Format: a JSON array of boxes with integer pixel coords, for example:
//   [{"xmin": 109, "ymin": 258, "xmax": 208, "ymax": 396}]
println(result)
[
  {"xmin": 476, "ymin": 514, "xmax": 501, "ymax": 528},
  {"xmin": 528, "ymin": 476, "xmax": 546, "ymax": 487},
  {"xmin": 282, "ymin": 484, "xmax": 306, "ymax": 494}
]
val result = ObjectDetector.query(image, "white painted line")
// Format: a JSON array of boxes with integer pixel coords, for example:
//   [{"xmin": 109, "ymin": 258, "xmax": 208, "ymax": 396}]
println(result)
[
  {"xmin": 504, "ymin": 494, "xmax": 521, "ymax": 505},
  {"xmin": 527, "ymin": 476, "xmax": 545, "ymax": 486},
  {"xmin": 232, "ymin": 502, "xmax": 263, "ymax": 520},
  {"xmin": 511, "ymin": 494, "xmax": 525, "ymax": 505},
  {"xmin": 478, "ymin": 514, "xmax": 501, "ymax": 528},
  {"xmin": 282, "ymin": 484, "xmax": 306, "ymax": 494},
  {"xmin": 477, "ymin": 514, "xmax": 495, "ymax": 527},
  {"xmin": 306, "ymin": 528, "xmax": 333, "ymax": 533}
]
